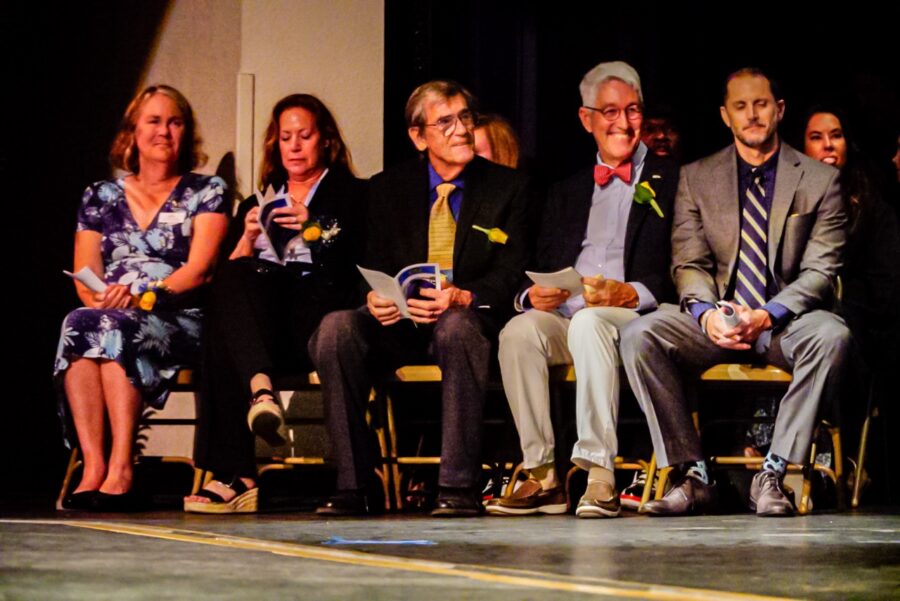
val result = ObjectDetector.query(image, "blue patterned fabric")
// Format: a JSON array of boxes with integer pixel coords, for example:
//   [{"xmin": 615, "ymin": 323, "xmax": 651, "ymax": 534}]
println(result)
[{"xmin": 54, "ymin": 173, "xmax": 227, "ymax": 409}]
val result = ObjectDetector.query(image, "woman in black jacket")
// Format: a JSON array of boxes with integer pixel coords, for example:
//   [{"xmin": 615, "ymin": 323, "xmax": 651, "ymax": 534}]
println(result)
[{"xmin": 185, "ymin": 94, "xmax": 366, "ymax": 513}]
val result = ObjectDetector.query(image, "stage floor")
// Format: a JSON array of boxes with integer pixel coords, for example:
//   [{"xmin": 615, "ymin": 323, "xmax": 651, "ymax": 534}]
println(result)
[{"xmin": 2, "ymin": 510, "xmax": 898, "ymax": 600}]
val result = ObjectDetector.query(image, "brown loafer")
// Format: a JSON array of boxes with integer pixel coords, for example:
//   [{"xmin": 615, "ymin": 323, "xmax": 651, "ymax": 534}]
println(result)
[
  {"xmin": 485, "ymin": 477, "xmax": 567, "ymax": 516},
  {"xmin": 575, "ymin": 481, "xmax": 620, "ymax": 518}
]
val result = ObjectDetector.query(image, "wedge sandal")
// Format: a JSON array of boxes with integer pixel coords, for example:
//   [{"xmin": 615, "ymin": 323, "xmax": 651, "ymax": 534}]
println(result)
[{"xmin": 184, "ymin": 478, "xmax": 258, "ymax": 514}]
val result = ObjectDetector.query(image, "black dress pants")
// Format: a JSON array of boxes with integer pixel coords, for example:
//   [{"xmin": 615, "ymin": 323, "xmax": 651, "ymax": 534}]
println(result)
[{"xmin": 194, "ymin": 258, "xmax": 326, "ymax": 478}]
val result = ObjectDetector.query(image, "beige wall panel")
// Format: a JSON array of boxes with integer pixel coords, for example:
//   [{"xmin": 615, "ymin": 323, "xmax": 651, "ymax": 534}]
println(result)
[
  {"xmin": 140, "ymin": 0, "xmax": 242, "ymax": 178},
  {"xmin": 241, "ymin": 0, "xmax": 385, "ymax": 188}
]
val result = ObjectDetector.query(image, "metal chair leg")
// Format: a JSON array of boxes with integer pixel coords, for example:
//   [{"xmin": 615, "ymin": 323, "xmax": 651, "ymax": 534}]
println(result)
[
  {"xmin": 56, "ymin": 448, "xmax": 82, "ymax": 510},
  {"xmin": 366, "ymin": 387, "xmax": 393, "ymax": 511},
  {"xmin": 191, "ymin": 468, "xmax": 209, "ymax": 495},
  {"xmin": 640, "ymin": 453, "xmax": 657, "ymax": 510},
  {"xmin": 655, "ymin": 466, "xmax": 672, "ymax": 501},
  {"xmin": 798, "ymin": 433, "xmax": 816, "ymax": 515},
  {"xmin": 384, "ymin": 391, "xmax": 403, "ymax": 511},
  {"xmin": 828, "ymin": 423, "xmax": 846, "ymax": 511},
  {"xmin": 852, "ymin": 379, "xmax": 877, "ymax": 509}
]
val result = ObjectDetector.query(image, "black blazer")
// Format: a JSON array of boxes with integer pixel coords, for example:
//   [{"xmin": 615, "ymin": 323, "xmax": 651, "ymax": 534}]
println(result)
[
  {"xmin": 841, "ymin": 196, "xmax": 900, "ymax": 365},
  {"xmin": 223, "ymin": 166, "xmax": 367, "ymax": 310},
  {"xmin": 362, "ymin": 155, "xmax": 537, "ymax": 325},
  {"xmin": 528, "ymin": 154, "xmax": 678, "ymax": 308}
]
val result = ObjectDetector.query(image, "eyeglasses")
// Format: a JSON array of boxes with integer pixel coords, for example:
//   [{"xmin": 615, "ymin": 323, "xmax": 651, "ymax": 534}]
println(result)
[
  {"xmin": 583, "ymin": 104, "xmax": 643, "ymax": 122},
  {"xmin": 424, "ymin": 110, "xmax": 476, "ymax": 136}
]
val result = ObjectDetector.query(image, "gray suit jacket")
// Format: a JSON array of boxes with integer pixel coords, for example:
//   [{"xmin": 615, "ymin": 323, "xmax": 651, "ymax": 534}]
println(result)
[{"xmin": 672, "ymin": 143, "xmax": 846, "ymax": 316}]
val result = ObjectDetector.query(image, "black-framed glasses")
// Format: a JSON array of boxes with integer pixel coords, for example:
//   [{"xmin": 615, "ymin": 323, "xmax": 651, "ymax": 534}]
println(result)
[
  {"xmin": 425, "ymin": 110, "xmax": 476, "ymax": 136},
  {"xmin": 583, "ymin": 104, "xmax": 643, "ymax": 122}
]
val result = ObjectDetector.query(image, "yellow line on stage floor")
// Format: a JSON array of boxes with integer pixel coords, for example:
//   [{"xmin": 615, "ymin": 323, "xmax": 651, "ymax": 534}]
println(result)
[{"xmin": 4, "ymin": 519, "xmax": 798, "ymax": 601}]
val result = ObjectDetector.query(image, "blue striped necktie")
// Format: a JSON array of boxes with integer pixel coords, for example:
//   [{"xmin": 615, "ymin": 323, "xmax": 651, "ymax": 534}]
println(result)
[{"xmin": 734, "ymin": 172, "xmax": 768, "ymax": 309}]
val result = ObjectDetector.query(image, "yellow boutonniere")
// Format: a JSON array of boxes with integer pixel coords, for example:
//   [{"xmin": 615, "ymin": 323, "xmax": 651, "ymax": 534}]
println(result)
[
  {"xmin": 138, "ymin": 290, "xmax": 157, "ymax": 311},
  {"xmin": 136, "ymin": 280, "xmax": 169, "ymax": 311},
  {"xmin": 633, "ymin": 181, "xmax": 664, "ymax": 218},
  {"xmin": 299, "ymin": 217, "xmax": 340, "ymax": 247},
  {"xmin": 302, "ymin": 222, "xmax": 322, "ymax": 242},
  {"xmin": 471, "ymin": 225, "xmax": 508, "ymax": 244}
]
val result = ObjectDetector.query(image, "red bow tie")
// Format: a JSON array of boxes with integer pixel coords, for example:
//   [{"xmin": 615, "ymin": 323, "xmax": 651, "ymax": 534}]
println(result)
[{"xmin": 594, "ymin": 162, "xmax": 633, "ymax": 186}]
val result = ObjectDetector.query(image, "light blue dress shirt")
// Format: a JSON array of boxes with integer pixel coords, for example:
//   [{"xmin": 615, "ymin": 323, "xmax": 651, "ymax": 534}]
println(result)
[{"xmin": 560, "ymin": 142, "xmax": 657, "ymax": 317}]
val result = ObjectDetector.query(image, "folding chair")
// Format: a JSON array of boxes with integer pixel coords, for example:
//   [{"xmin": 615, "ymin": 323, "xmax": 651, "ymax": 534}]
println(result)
[{"xmin": 697, "ymin": 363, "xmax": 844, "ymax": 514}]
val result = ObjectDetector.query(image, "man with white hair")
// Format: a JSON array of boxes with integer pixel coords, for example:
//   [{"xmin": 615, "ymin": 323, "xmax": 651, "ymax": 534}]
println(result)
[{"xmin": 487, "ymin": 61, "xmax": 678, "ymax": 517}]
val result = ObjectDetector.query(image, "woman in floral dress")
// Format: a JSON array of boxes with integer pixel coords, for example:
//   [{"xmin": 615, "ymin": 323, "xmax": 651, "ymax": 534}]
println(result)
[{"xmin": 55, "ymin": 84, "xmax": 228, "ymax": 511}]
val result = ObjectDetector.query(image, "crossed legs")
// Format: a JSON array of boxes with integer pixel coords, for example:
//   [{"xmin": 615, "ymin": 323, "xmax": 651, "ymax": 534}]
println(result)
[{"xmin": 621, "ymin": 306, "xmax": 850, "ymax": 469}]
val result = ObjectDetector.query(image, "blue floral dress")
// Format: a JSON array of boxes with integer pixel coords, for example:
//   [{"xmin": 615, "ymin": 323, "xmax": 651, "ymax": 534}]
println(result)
[{"xmin": 54, "ymin": 173, "xmax": 227, "ymax": 411}]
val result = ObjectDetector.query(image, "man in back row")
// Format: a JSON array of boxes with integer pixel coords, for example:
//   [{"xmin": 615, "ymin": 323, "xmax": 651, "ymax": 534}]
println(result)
[{"xmin": 622, "ymin": 68, "xmax": 850, "ymax": 517}]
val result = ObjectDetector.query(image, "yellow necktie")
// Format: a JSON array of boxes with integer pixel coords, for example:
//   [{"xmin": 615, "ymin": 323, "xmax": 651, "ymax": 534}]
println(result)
[{"xmin": 428, "ymin": 182, "xmax": 457, "ymax": 270}]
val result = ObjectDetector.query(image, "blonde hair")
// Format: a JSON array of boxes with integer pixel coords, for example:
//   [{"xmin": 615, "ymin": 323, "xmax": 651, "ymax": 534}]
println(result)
[{"xmin": 109, "ymin": 84, "xmax": 206, "ymax": 174}]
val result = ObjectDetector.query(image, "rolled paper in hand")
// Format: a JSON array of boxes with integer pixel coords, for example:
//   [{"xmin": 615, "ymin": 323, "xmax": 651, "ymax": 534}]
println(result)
[
  {"xmin": 583, "ymin": 274, "xmax": 605, "ymax": 295},
  {"xmin": 716, "ymin": 301, "xmax": 741, "ymax": 328}
]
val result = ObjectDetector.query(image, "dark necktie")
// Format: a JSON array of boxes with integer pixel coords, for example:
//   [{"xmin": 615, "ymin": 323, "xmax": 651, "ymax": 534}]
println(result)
[{"xmin": 734, "ymin": 172, "xmax": 768, "ymax": 309}]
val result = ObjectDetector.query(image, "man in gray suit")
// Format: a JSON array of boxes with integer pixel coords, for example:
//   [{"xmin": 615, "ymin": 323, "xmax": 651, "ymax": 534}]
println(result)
[{"xmin": 620, "ymin": 68, "xmax": 850, "ymax": 517}]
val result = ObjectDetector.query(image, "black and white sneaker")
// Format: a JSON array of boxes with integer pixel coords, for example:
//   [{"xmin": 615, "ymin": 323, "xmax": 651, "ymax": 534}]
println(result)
[{"xmin": 620, "ymin": 470, "xmax": 651, "ymax": 510}]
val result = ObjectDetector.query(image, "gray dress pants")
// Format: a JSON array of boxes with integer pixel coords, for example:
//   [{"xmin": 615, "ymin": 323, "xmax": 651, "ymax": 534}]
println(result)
[
  {"xmin": 620, "ymin": 304, "xmax": 850, "ymax": 468},
  {"xmin": 309, "ymin": 306, "xmax": 491, "ymax": 491}
]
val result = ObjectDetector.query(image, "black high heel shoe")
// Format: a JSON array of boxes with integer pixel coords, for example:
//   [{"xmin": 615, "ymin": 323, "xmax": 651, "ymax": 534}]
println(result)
[
  {"xmin": 91, "ymin": 490, "xmax": 146, "ymax": 512},
  {"xmin": 62, "ymin": 490, "xmax": 98, "ymax": 511}
]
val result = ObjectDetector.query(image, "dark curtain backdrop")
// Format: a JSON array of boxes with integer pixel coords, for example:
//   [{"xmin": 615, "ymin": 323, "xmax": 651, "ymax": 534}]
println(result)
[
  {"xmin": 385, "ymin": 1, "xmax": 899, "ymax": 188},
  {"xmin": 5, "ymin": 2, "xmax": 172, "ymax": 504}
]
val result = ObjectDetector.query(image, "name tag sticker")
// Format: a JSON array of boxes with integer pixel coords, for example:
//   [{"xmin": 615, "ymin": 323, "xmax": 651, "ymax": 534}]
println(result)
[{"xmin": 158, "ymin": 211, "xmax": 186, "ymax": 225}]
